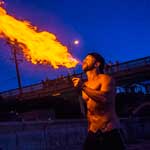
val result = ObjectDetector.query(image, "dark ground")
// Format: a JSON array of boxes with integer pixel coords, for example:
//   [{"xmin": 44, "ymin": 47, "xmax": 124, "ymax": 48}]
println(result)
[{"xmin": 127, "ymin": 140, "xmax": 150, "ymax": 150}]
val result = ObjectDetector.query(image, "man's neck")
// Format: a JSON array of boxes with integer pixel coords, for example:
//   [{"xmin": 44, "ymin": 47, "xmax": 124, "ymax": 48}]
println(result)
[{"xmin": 86, "ymin": 69, "xmax": 100, "ymax": 81}]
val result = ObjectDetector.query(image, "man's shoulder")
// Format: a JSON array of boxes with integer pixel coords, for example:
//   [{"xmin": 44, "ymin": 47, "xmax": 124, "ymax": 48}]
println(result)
[
  {"xmin": 98, "ymin": 74, "xmax": 113, "ymax": 80},
  {"xmin": 98, "ymin": 74, "xmax": 115, "ymax": 84}
]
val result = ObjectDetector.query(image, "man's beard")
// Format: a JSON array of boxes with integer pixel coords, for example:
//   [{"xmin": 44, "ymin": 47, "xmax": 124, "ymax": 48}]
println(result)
[{"xmin": 82, "ymin": 63, "xmax": 95, "ymax": 72}]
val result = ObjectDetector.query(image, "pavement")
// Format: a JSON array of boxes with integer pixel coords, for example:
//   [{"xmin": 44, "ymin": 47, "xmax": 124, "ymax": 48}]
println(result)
[{"xmin": 127, "ymin": 140, "xmax": 150, "ymax": 150}]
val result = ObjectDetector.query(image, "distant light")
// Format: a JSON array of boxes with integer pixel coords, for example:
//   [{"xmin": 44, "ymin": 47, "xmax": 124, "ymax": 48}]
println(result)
[
  {"xmin": 0, "ymin": 1, "xmax": 4, "ymax": 5},
  {"xmin": 74, "ymin": 40, "xmax": 79, "ymax": 45}
]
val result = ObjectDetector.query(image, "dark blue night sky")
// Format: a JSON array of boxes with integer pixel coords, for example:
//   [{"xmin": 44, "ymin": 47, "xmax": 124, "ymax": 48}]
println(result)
[{"xmin": 0, "ymin": 0, "xmax": 150, "ymax": 91}]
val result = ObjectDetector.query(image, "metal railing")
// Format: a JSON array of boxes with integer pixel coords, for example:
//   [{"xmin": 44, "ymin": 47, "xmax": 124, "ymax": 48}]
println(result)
[{"xmin": 106, "ymin": 56, "xmax": 150, "ymax": 74}]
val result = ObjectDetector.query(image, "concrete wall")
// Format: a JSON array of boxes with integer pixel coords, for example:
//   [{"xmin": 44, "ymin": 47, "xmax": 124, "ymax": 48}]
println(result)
[{"xmin": 0, "ymin": 118, "xmax": 149, "ymax": 150}]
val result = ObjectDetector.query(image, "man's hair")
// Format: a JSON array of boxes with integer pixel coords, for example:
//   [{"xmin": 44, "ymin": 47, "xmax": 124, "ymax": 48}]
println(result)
[{"xmin": 87, "ymin": 52, "xmax": 105, "ymax": 73}]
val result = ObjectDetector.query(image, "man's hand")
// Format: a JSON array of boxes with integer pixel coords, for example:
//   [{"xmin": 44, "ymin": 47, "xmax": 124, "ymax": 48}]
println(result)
[{"xmin": 72, "ymin": 77, "xmax": 83, "ymax": 89}]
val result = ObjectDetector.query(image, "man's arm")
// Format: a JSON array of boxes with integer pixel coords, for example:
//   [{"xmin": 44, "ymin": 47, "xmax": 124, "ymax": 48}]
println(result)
[
  {"xmin": 72, "ymin": 77, "xmax": 89, "ymax": 101},
  {"xmin": 82, "ymin": 76, "xmax": 114, "ymax": 103}
]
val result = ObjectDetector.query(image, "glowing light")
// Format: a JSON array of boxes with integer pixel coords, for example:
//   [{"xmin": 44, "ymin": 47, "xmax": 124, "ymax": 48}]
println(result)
[
  {"xmin": 0, "ymin": 0, "xmax": 4, "ymax": 6},
  {"xmin": 74, "ymin": 40, "xmax": 79, "ymax": 45}
]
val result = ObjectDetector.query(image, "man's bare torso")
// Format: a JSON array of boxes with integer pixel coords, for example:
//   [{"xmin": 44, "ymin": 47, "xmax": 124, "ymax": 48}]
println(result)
[{"xmin": 82, "ymin": 74, "xmax": 120, "ymax": 133}]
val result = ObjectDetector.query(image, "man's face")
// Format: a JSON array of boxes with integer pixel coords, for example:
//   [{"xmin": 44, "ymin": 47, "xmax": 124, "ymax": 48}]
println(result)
[{"xmin": 82, "ymin": 55, "xmax": 97, "ymax": 72}]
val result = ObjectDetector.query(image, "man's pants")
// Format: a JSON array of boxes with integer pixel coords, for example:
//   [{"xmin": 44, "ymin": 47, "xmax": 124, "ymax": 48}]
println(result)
[{"xmin": 83, "ymin": 129, "xmax": 126, "ymax": 150}]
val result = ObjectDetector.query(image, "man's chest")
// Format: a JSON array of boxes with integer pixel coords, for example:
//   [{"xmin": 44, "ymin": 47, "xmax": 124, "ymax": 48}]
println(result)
[{"xmin": 86, "ymin": 80, "xmax": 101, "ymax": 90}]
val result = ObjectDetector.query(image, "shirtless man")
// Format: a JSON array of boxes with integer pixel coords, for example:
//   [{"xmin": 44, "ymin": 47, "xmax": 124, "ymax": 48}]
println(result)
[{"xmin": 72, "ymin": 52, "xmax": 126, "ymax": 150}]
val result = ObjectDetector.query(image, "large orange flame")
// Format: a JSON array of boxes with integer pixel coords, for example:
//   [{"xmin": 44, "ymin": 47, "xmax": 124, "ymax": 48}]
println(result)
[{"xmin": 0, "ymin": 6, "xmax": 79, "ymax": 68}]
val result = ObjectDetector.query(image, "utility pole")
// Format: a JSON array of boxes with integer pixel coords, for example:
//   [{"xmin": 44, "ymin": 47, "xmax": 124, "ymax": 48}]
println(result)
[{"xmin": 7, "ymin": 39, "xmax": 22, "ymax": 95}]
